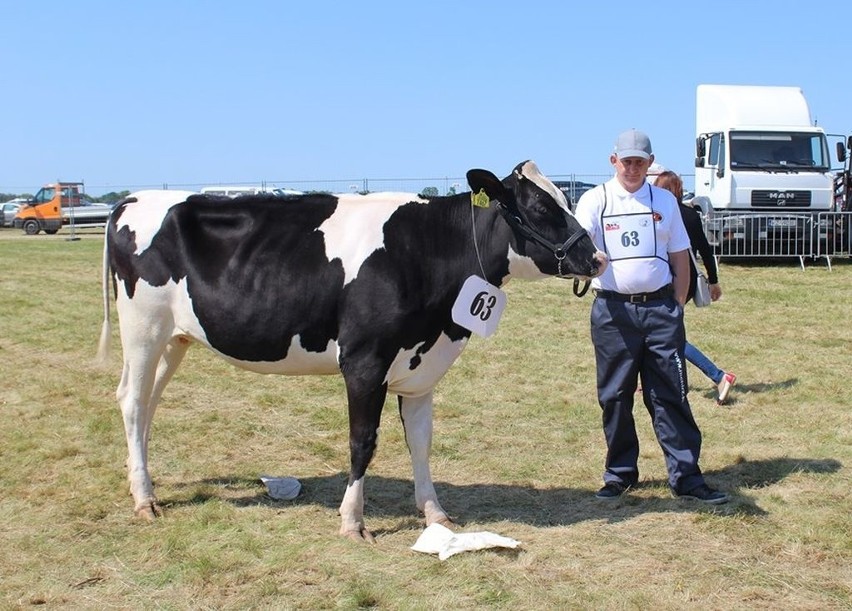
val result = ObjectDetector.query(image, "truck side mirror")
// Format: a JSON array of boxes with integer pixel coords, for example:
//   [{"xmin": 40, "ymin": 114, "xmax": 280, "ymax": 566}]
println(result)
[
  {"xmin": 837, "ymin": 142, "xmax": 847, "ymax": 164},
  {"xmin": 695, "ymin": 136, "xmax": 706, "ymax": 157},
  {"xmin": 695, "ymin": 156, "xmax": 705, "ymax": 168}
]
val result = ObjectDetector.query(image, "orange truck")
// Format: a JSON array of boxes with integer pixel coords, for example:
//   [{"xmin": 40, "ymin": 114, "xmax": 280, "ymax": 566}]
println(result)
[{"xmin": 13, "ymin": 181, "xmax": 111, "ymax": 235}]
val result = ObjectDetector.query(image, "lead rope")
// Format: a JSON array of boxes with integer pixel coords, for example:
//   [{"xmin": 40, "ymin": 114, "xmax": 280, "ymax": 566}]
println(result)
[{"xmin": 555, "ymin": 228, "xmax": 591, "ymax": 297}]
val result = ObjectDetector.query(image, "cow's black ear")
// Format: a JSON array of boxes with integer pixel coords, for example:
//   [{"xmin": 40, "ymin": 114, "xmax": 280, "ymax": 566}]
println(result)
[{"xmin": 466, "ymin": 169, "xmax": 505, "ymax": 200}]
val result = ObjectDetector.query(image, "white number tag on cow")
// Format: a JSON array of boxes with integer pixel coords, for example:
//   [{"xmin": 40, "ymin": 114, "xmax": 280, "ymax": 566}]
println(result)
[{"xmin": 451, "ymin": 275, "xmax": 506, "ymax": 337}]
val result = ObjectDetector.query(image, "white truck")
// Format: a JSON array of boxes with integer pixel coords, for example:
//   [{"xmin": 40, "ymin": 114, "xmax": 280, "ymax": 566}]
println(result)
[{"xmin": 692, "ymin": 84, "xmax": 842, "ymax": 253}]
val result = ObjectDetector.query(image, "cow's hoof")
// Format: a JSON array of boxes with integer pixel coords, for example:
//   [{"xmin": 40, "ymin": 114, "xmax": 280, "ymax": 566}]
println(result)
[
  {"xmin": 134, "ymin": 500, "xmax": 163, "ymax": 521},
  {"xmin": 341, "ymin": 527, "xmax": 376, "ymax": 543},
  {"xmin": 432, "ymin": 516, "xmax": 456, "ymax": 528}
]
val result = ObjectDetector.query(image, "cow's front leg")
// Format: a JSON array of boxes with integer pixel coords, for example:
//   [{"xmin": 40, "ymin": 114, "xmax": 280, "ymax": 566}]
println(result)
[
  {"xmin": 399, "ymin": 392, "xmax": 453, "ymax": 528},
  {"xmin": 338, "ymin": 478, "xmax": 371, "ymax": 543},
  {"xmin": 338, "ymin": 375, "xmax": 388, "ymax": 542}
]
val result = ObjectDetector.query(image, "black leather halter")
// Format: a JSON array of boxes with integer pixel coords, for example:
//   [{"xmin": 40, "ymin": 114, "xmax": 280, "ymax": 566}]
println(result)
[
  {"xmin": 495, "ymin": 202, "xmax": 587, "ymax": 265},
  {"xmin": 494, "ymin": 200, "xmax": 591, "ymax": 298}
]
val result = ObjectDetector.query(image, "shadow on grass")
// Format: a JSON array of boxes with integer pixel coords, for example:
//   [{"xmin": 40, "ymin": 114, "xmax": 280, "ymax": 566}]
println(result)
[
  {"xmin": 162, "ymin": 456, "xmax": 841, "ymax": 532},
  {"xmin": 718, "ymin": 257, "xmax": 852, "ymax": 269},
  {"xmin": 694, "ymin": 377, "xmax": 799, "ymax": 404}
]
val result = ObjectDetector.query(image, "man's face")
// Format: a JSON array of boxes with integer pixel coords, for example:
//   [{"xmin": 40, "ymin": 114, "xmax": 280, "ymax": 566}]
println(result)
[{"xmin": 610, "ymin": 154, "xmax": 654, "ymax": 193}]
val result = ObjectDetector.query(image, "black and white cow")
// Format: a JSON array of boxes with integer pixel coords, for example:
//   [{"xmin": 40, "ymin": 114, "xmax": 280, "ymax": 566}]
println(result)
[{"xmin": 98, "ymin": 160, "xmax": 606, "ymax": 541}]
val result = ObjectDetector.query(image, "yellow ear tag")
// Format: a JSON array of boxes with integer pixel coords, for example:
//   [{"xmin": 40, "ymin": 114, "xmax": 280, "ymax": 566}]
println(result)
[{"xmin": 472, "ymin": 189, "xmax": 490, "ymax": 208}]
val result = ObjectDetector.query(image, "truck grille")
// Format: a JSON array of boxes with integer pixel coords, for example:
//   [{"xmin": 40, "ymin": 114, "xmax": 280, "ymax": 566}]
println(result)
[{"xmin": 750, "ymin": 190, "xmax": 811, "ymax": 207}]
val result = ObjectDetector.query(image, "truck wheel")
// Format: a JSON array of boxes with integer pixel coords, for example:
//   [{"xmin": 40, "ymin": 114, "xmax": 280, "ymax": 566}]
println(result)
[
  {"xmin": 44, "ymin": 229, "xmax": 59, "ymax": 235},
  {"xmin": 23, "ymin": 220, "xmax": 41, "ymax": 235}
]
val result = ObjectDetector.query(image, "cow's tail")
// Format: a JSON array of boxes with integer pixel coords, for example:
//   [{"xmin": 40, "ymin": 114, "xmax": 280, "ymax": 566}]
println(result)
[{"xmin": 96, "ymin": 224, "xmax": 112, "ymax": 366}]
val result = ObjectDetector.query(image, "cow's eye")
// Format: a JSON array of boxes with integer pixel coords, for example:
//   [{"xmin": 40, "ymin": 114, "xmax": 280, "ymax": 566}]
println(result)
[{"xmin": 529, "ymin": 194, "xmax": 549, "ymax": 215}]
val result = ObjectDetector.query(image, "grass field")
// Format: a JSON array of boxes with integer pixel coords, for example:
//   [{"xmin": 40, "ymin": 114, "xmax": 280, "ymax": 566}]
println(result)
[{"xmin": 0, "ymin": 228, "xmax": 850, "ymax": 610}]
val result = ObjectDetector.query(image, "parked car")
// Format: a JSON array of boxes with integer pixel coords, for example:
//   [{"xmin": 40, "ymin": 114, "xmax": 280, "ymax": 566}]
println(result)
[
  {"xmin": 552, "ymin": 181, "xmax": 597, "ymax": 210},
  {"xmin": 200, "ymin": 186, "xmax": 303, "ymax": 198},
  {"xmin": 1, "ymin": 199, "xmax": 26, "ymax": 227}
]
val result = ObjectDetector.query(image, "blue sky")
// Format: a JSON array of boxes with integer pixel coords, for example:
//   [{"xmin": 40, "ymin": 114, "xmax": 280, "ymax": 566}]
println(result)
[{"xmin": 3, "ymin": 1, "xmax": 850, "ymax": 195}]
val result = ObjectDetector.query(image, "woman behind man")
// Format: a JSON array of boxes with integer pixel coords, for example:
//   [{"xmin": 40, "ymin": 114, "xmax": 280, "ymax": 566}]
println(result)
[{"xmin": 654, "ymin": 171, "xmax": 737, "ymax": 405}]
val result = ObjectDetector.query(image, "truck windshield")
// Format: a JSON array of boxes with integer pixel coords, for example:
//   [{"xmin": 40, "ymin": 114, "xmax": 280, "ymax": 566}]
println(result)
[
  {"xmin": 729, "ymin": 131, "xmax": 829, "ymax": 171},
  {"xmin": 32, "ymin": 187, "xmax": 55, "ymax": 204}
]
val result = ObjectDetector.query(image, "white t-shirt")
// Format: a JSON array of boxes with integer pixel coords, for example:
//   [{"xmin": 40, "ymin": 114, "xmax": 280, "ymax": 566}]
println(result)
[{"xmin": 574, "ymin": 177, "xmax": 690, "ymax": 294}]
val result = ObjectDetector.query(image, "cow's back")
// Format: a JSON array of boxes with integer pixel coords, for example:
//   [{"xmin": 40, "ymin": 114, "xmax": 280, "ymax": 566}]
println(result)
[
  {"xmin": 107, "ymin": 190, "xmax": 454, "ymax": 378},
  {"xmin": 109, "ymin": 192, "xmax": 347, "ymax": 365}
]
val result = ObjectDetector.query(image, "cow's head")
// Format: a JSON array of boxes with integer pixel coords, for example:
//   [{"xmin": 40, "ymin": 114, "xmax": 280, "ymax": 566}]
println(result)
[{"xmin": 467, "ymin": 160, "xmax": 606, "ymax": 280}]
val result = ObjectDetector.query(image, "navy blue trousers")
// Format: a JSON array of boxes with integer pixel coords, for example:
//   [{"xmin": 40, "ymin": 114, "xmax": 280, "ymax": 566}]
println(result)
[{"xmin": 590, "ymin": 296, "xmax": 705, "ymax": 494}]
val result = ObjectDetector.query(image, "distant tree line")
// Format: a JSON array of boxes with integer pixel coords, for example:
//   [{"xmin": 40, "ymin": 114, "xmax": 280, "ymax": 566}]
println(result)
[
  {"xmin": 0, "ymin": 192, "xmax": 33, "ymax": 202},
  {"xmin": 418, "ymin": 185, "xmax": 457, "ymax": 197},
  {"xmin": 92, "ymin": 191, "xmax": 132, "ymax": 204}
]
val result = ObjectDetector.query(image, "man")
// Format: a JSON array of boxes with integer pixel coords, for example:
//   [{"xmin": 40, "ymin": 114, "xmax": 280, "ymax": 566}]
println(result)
[{"xmin": 573, "ymin": 129, "xmax": 729, "ymax": 504}]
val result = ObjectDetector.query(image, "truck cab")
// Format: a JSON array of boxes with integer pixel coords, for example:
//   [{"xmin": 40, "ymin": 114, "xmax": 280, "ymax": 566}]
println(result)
[
  {"xmin": 695, "ymin": 128, "xmax": 833, "ymax": 212},
  {"xmin": 14, "ymin": 182, "xmax": 110, "ymax": 235},
  {"xmin": 692, "ymin": 84, "xmax": 838, "ymax": 252}
]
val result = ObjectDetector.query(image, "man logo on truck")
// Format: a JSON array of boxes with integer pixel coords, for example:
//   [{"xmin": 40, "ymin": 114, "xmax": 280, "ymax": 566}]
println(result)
[{"xmin": 768, "ymin": 191, "xmax": 795, "ymax": 204}]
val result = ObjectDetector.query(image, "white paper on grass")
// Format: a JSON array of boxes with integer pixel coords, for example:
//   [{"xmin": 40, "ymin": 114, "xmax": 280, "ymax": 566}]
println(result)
[
  {"xmin": 259, "ymin": 475, "xmax": 301, "ymax": 500},
  {"xmin": 411, "ymin": 522, "xmax": 522, "ymax": 560}
]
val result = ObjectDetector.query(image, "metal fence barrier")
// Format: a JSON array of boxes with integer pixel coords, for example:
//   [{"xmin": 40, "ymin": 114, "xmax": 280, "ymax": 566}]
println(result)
[
  {"xmin": 701, "ymin": 211, "xmax": 851, "ymax": 269},
  {"xmin": 816, "ymin": 212, "xmax": 852, "ymax": 270},
  {"xmin": 2, "ymin": 173, "xmax": 623, "ymax": 202}
]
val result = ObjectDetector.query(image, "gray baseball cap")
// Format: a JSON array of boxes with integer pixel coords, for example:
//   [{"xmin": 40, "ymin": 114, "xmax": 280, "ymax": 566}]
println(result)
[{"xmin": 614, "ymin": 129, "xmax": 652, "ymax": 160}]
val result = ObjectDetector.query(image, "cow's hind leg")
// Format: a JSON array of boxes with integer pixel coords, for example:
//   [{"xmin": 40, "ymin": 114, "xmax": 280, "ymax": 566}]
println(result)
[
  {"xmin": 143, "ymin": 337, "xmax": 191, "ymax": 465},
  {"xmin": 399, "ymin": 392, "xmax": 453, "ymax": 528},
  {"xmin": 338, "ymin": 374, "xmax": 389, "ymax": 542},
  {"xmin": 116, "ymin": 328, "xmax": 184, "ymax": 520}
]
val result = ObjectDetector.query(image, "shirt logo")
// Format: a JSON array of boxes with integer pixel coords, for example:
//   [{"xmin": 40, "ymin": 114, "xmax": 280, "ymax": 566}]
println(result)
[{"xmin": 605, "ymin": 222, "xmax": 621, "ymax": 231}]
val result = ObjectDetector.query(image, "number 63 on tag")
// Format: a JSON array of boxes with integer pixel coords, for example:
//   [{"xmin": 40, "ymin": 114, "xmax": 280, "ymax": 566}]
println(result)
[{"xmin": 451, "ymin": 275, "xmax": 507, "ymax": 338}]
